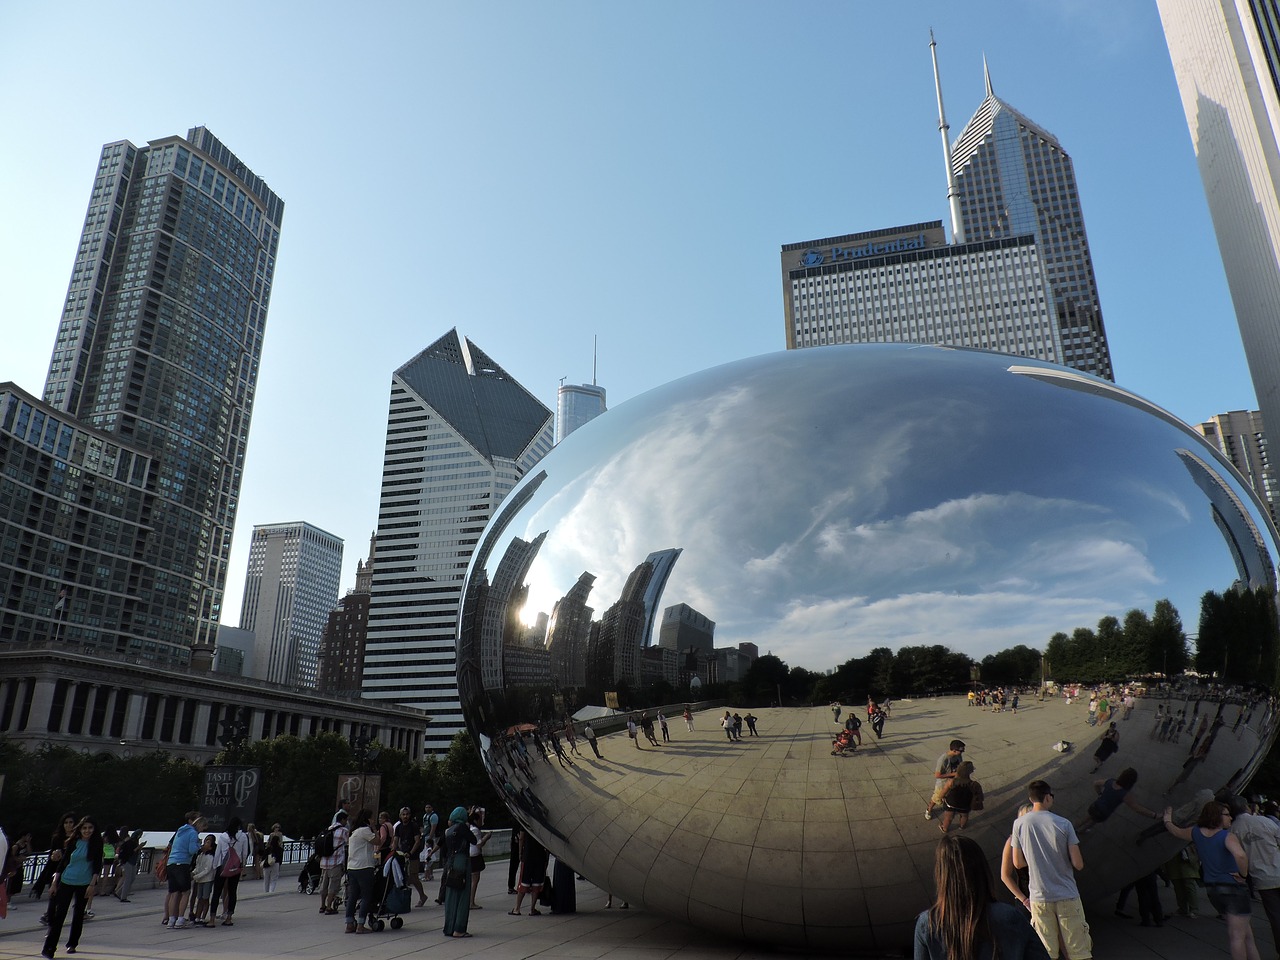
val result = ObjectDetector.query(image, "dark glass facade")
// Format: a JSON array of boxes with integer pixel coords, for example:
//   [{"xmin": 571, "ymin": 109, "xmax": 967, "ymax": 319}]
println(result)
[
  {"xmin": 40, "ymin": 128, "xmax": 283, "ymax": 665},
  {"xmin": 0, "ymin": 384, "xmax": 156, "ymax": 652}
]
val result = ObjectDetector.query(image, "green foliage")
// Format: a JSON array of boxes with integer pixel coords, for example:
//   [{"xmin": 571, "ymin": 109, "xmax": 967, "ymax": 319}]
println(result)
[
  {"xmin": 0, "ymin": 742, "xmax": 202, "ymax": 845},
  {"xmin": 979, "ymin": 645, "xmax": 1043, "ymax": 687},
  {"xmin": 1041, "ymin": 599, "xmax": 1189, "ymax": 683},
  {"xmin": 1197, "ymin": 587, "xmax": 1280, "ymax": 688}
]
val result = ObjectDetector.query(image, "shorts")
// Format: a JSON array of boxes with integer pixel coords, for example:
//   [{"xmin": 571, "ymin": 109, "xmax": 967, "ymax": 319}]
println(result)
[
  {"xmin": 470, "ymin": 855, "xmax": 486, "ymax": 873},
  {"xmin": 193, "ymin": 880, "xmax": 213, "ymax": 901},
  {"xmin": 930, "ymin": 782, "xmax": 950, "ymax": 806},
  {"xmin": 1084, "ymin": 802, "xmax": 1112, "ymax": 823},
  {"xmin": 404, "ymin": 856, "xmax": 420, "ymax": 877},
  {"xmin": 1029, "ymin": 897, "xmax": 1092, "ymax": 959},
  {"xmin": 1206, "ymin": 883, "xmax": 1252, "ymax": 916},
  {"xmin": 166, "ymin": 863, "xmax": 192, "ymax": 893}
]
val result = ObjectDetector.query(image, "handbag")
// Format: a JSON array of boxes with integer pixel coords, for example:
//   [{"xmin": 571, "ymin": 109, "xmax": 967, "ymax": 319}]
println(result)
[
  {"xmin": 154, "ymin": 849, "xmax": 169, "ymax": 882},
  {"xmin": 444, "ymin": 859, "xmax": 467, "ymax": 889}
]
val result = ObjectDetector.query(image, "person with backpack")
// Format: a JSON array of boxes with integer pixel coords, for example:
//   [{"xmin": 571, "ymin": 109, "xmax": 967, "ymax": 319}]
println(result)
[
  {"xmin": 421, "ymin": 803, "xmax": 440, "ymax": 888},
  {"xmin": 316, "ymin": 811, "xmax": 348, "ymax": 915},
  {"xmin": 211, "ymin": 818, "xmax": 250, "ymax": 926}
]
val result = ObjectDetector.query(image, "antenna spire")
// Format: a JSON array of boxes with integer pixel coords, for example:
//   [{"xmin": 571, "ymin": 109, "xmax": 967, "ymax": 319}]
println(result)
[
  {"xmin": 592, "ymin": 334, "xmax": 598, "ymax": 386},
  {"xmin": 983, "ymin": 53, "xmax": 993, "ymax": 98},
  {"xmin": 930, "ymin": 30, "xmax": 965, "ymax": 244}
]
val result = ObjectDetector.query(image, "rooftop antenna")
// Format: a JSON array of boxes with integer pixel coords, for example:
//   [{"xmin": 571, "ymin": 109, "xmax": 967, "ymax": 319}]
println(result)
[
  {"xmin": 930, "ymin": 29, "xmax": 965, "ymax": 245},
  {"xmin": 592, "ymin": 335, "xmax": 598, "ymax": 386}
]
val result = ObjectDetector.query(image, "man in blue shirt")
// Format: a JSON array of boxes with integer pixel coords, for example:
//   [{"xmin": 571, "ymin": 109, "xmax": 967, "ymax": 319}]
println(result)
[{"xmin": 165, "ymin": 811, "xmax": 202, "ymax": 929}]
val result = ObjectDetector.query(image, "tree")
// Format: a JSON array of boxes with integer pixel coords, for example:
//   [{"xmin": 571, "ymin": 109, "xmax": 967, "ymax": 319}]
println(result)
[
  {"xmin": 742, "ymin": 654, "xmax": 789, "ymax": 704},
  {"xmin": 979, "ymin": 645, "xmax": 1042, "ymax": 687}
]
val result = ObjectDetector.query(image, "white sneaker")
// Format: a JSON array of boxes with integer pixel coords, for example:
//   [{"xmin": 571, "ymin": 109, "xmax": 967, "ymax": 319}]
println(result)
[{"xmin": 173, "ymin": 918, "xmax": 189, "ymax": 929}]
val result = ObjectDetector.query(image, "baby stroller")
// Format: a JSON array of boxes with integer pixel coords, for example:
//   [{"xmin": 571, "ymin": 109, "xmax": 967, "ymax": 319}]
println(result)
[
  {"xmin": 368, "ymin": 854, "xmax": 411, "ymax": 931},
  {"xmin": 297, "ymin": 854, "xmax": 322, "ymax": 895}
]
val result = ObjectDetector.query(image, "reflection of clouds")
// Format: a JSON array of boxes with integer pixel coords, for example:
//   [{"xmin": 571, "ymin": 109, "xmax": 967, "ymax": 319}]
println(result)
[
  {"xmin": 1129, "ymin": 479, "xmax": 1193, "ymax": 524},
  {"xmin": 752, "ymin": 589, "xmax": 1116, "ymax": 669}
]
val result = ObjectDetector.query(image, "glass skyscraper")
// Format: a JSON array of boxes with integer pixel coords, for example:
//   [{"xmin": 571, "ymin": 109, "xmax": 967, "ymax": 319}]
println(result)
[
  {"xmin": 41, "ymin": 127, "xmax": 283, "ymax": 666},
  {"xmin": 556, "ymin": 382, "xmax": 607, "ymax": 443},
  {"xmin": 1159, "ymin": 0, "xmax": 1280, "ymax": 516},
  {"xmin": 950, "ymin": 71, "xmax": 1112, "ymax": 381},
  {"xmin": 363, "ymin": 330, "xmax": 553, "ymax": 755}
]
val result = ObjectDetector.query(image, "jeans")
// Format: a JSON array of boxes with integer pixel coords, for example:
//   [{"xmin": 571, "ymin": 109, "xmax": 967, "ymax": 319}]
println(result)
[{"xmin": 345, "ymin": 867, "xmax": 376, "ymax": 925}]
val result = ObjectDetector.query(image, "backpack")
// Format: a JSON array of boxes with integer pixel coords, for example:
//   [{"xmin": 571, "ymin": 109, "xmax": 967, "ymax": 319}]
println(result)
[
  {"xmin": 314, "ymin": 826, "xmax": 337, "ymax": 858},
  {"xmin": 221, "ymin": 839, "xmax": 243, "ymax": 877}
]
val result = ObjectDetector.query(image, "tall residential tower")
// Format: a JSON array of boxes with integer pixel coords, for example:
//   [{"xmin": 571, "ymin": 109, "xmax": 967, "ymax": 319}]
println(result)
[
  {"xmin": 1158, "ymin": 1, "xmax": 1280, "ymax": 509},
  {"xmin": 362, "ymin": 330, "xmax": 553, "ymax": 755},
  {"xmin": 33, "ymin": 127, "xmax": 283, "ymax": 665}
]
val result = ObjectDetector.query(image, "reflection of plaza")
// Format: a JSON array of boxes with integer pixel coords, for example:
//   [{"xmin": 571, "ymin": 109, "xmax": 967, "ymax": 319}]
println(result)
[{"xmin": 479, "ymin": 692, "xmax": 1274, "ymax": 950}]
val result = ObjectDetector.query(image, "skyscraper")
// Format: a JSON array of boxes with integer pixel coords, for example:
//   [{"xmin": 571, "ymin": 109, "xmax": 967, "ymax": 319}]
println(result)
[
  {"xmin": 556, "ymin": 382, "xmax": 606, "ymax": 442},
  {"xmin": 782, "ymin": 52, "xmax": 1113, "ymax": 382},
  {"xmin": 40, "ymin": 126, "xmax": 283, "ymax": 666},
  {"xmin": 238, "ymin": 522, "xmax": 343, "ymax": 687},
  {"xmin": 1158, "ymin": 1, "xmax": 1280, "ymax": 494},
  {"xmin": 363, "ymin": 330, "xmax": 553, "ymax": 755},
  {"xmin": 949, "ymin": 68, "xmax": 1112, "ymax": 380}
]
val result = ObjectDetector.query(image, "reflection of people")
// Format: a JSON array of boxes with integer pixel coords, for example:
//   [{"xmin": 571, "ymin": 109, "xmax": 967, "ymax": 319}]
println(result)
[
  {"xmin": 1227, "ymin": 795, "xmax": 1280, "ymax": 952},
  {"xmin": 683, "ymin": 706, "xmax": 693, "ymax": 731},
  {"xmin": 924, "ymin": 741, "xmax": 965, "ymax": 821},
  {"xmin": 938, "ymin": 762, "xmax": 982, "ymax": 834},
  {"xmin": 914, "ymin": 834, "xmax": 1049, "ymax": 960},
  {"xmin": 583, "ymin": 723, "xmax": 602, "ymax": 759},
  {"xmin": 744, "ymin": 713, "xmax": 759, "ymax": 736},
  {"xmin": 1010, "ymin": 780, "xmax": 1091, "ymax": 960},
  {"xmin": 1000, "ymin": 803, "xmax": 1034, "ymax": 909},
  {"xmin": 1076, "ymin": 768, "xmax": 1159, "ymax": 834},
  {"xmin": 1163, "ymin": 801, "xmax": 1259, "ymax": 960},
  {"xmin": 1090, "ymin": 723, "xmax": 1119, "ymax": 773}
]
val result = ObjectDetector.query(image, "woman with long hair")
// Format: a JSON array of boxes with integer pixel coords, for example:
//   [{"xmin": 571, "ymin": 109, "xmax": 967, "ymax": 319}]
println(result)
[
  {"xmin": 1163, "ymin": 800, "xmax": 1261, "ymax": 960},
  {"xmin": 263, "ymin": 824, "xmax": 284, "ymax": 893},
  {"xmin": 34, "ymin": 812, "xmax": 77, "ymax": 917},
  {"xmin": 41, "ymin": 816, "xmax": 103, "ymax": 959},
  {"xmin": 212, "ymin": 816, "xmax": 250, "ymax": 926},
  {"xmin": 914, "ymin": 834, "xmax": 1048, "ymax": 960}
]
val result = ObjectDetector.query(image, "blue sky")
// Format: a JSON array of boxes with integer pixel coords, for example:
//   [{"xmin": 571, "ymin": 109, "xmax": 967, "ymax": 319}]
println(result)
[{"xmin": 0, "ymin": 2, "xmax": 1255, "ymax": 627}]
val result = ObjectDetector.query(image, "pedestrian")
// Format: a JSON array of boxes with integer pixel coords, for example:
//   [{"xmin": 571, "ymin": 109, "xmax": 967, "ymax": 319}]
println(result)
[
  {"xmin": 112, "ymin": 828, "xmax": 142, "ymax": 902},
  {"xmin": 924, "ymin": 740, "xmax": 966, "ymax": 821},
  {"xmin": 442, "ymin": 807, "xmax": 473, "ymax": 937},
  {"xmin": 844, "ymin": 712, "xmax": 863, "ymax": 745},
  {"xmin": 1163, "ymin": 842, "xmax": 1200, "ymax": 918},
  {"xmin": 938, "ymin": 761, "xmax": 983, "ymax": 834},
  {"xmin": 831, "ymin": 701, "xmax": 842, "ymax": 724},
  {"xmin": 1012, "ymin": 693, "xmax": 1020, "ymax": 714},
  {"xmin": 1010, "ymin": 780, "xmax": 1092, "ymax": 960},
  {"xmin": 657, "ymin": 711, "xmax": 671, "ymax": 742},
  {"xmin": 344, "ymin": 809, "xmax": 377, "ymax": 934},
  {"xmin": 914, "ymin": 833, "xmax": 1049, "ymax": 960},
  {"xmin": 732, "ymin": 713, "xmax": 744, "ymax": 739},
  {"xmin": 421, "ymin": 803, "xmax": 440, "ymax": 885},
  {"xmin": 683, "ymin": 705, "xmax": 694, "ymax": 731},
  {"xmin": 640, "ymin": 713, "xmax": 659, "ymax": 746},
  {"xmin": 1163, "ymin": 800, "xmax": 1260, "ymax": 960},
  {"xmin": 35, "ymin": 813, "xmax": 77, "ymax": 921},
  {"xmin": 744, "ymin": 712, "xmax": 759, "ymax": 736},
  {"xmin": 1228, "ymin": 794, "xmax": 1280, "ymax": 950},
  {"xmin": 628, "ymin": 715, "xmax": 642, "ymax": 749},
  {"xmin": 41, "ymin": 816, "xmax": 102, "ymax": 960},
  {"xmin": 583, "ymin": 723, "xmax": 603, "ymax": 759},
  {"xmin": 246, "ymin": 823, "xmax": 266, "ymax": 881},
  {"xmin": 870, "ymin": 704, "xmax": 887, "ymax": 739},
  {"xmin": 164, "ymin": 811, "xmax": 201, "ymax": 929},
  {"xmin": 511, "ymin": 829, "xmax": 548, "ymax": 917},
  {"xmin": 467, "ymin": 807, "xmax": 490, "ymax": 910},
  {"xmin": 1076, "ymin": 768, "xmax": 1160, "ymax": 834},
  {"xmin": 190, "ymin": 834, "xmax": 216, "ymax": 926},
  {"xmin": 262, "ymin": 824, "xmax": 284, "ymax": 893},
  {"xmin": 317, "ymin": 811, "xmax": 349, "ymax": 914},
  {"xmin": 212, "ymin": 817, "xmax": 250, "ymax": 926},
  {"xmin": 721, "ymin": 711, "xmax": 737, "ymax": 741},
  {"xmin": 563, "ymin": 719, "xmax": 582, "ymax": 756}
]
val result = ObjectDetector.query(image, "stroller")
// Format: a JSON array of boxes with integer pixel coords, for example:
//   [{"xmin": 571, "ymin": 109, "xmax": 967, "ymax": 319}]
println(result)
[
  {"xmin": 367, "ymin": 854, "xmax": 412, "ymax": 931},
  {"xmin": 297, "ymin": 854, "xmax": 322, "ymax": 895}
]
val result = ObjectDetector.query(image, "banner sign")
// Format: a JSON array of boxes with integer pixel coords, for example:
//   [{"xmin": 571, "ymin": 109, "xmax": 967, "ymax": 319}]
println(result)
[{"xmin": 201, "ymin": 765, "xmax": 260, "ymax": 832}]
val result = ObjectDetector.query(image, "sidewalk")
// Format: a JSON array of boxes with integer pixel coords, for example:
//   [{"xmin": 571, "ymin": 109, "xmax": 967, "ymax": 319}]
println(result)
[{"xmin": 0, "ymin": 865, "xmax": 1269, "ymax": 959}]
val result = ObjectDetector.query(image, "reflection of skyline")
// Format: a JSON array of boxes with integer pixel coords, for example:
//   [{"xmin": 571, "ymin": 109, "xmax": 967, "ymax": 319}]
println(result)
[
  {"xmin": 1176, "ymin": 448, "xmax": 1275, "ymax": 592},
  {"xmin": 468, "ymin": 347, "xmax": 1280, "ymax": 673}
]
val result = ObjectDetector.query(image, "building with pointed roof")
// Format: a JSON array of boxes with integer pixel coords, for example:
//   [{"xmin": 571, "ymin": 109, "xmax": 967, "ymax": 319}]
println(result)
[
  {"xmin": 781, "ymin": 46, "xmax": 1113, "ymax": 383},
  {"xmin": 950, "ymin": 64, "xmax": 1112, "ymax": 380},
  {"xmin": 362, "ymin": 329, "xmax": 553, "ymax": 754}
]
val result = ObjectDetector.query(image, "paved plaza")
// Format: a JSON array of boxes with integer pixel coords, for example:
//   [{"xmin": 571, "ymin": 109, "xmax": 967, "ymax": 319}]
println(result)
[
  {"xmin": 0, "ymin": 869, "xmax": 1270, "ymax": 960},
  {"xmin": 2, "ymin": 693, "xmax": 1273, "ymax": 957}
]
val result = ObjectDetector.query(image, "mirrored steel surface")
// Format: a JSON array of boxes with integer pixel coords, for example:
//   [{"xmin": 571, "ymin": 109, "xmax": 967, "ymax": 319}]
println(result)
[{"xmin": 458, "ymin": 344, "xmax": 1280, "ymax": 950}]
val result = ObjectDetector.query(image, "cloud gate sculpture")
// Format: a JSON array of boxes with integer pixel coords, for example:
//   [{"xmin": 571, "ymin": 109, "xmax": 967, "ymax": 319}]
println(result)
[{"xmin": 458, "ymin": 344, "xmax": 1280, "ymax": 950}]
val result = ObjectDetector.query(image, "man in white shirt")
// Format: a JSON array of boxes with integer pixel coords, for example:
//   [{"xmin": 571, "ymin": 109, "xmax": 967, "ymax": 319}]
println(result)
[
  {"xmin": 1011, "ymin": 779, "xmax": 1092, "ymax": 959},
  {"xmin": 1230, "ymin": 794, "xmax": 1280, "ymax": 947}
]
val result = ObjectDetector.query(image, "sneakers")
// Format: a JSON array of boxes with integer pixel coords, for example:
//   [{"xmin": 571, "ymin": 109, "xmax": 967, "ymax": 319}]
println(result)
[
  {"xmin": 84, "ymin": 910, "xmax": 95, "ymax": 920},
  {"xmin": 924, "ymin": 808, "xmax": 933, "ymax": 821},
  {"xmin": 171, "ymin": 918, "xmax": 190, "ymax": 929}
]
